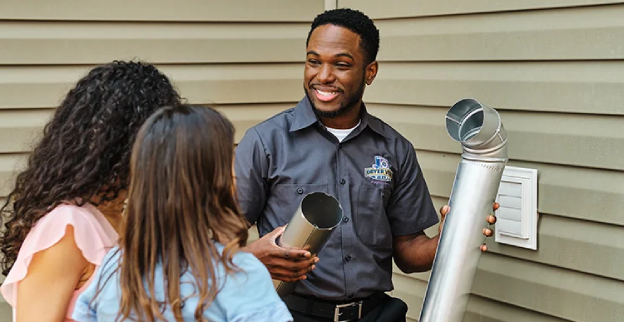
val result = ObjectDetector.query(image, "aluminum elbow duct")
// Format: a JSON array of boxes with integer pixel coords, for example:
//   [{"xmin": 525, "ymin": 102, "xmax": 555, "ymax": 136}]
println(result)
[
  {"xmin": 445, "ymin": 98, "xmax": 508, "ymax": 161},
  {"xmin": 419, "ymin": 99, "xmax": 508, "ymax": 322},
  {"xmin": 273, "ymin": 192, "xmax": 343, "ymax": 297}
]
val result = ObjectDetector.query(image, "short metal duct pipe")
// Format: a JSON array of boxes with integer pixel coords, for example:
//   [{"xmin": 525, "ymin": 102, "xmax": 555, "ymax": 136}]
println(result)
[
  {"xmin": 419, "ymin": 99, "xmax": 508, "ymax": 322},
  {"xmin": 273, "ymin": 192, "xmax": 343, "ymax": 297}
]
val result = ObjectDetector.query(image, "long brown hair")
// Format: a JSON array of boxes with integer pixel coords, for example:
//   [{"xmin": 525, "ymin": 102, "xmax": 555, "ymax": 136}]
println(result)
[
  {"xmin": 0, "ymin": 61, "xmax": 181, "ymax": 275},
  {"xmin": 114, "ymin": 104, "xmax": 249, "ymax": 321}
]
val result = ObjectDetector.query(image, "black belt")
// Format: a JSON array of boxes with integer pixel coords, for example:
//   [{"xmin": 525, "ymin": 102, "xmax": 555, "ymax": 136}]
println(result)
[{"xmin": 284, "ymin": 292, "xmax": 386, "ymax": 322}]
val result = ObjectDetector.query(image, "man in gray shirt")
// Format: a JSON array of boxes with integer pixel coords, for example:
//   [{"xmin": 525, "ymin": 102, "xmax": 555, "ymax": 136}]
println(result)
[{"xmin": 236, "ymin": 8, "xmax": 497, "ymax": 322}]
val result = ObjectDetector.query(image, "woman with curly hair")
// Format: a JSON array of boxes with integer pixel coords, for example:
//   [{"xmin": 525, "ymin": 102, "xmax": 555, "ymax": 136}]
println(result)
[
  {"xmin": 0, "ymin": 60, "xmax": 181, "ymax": 321},
  {"xmin": 72, "ymin": 104, "xmax": 292, "ymax": 322}
]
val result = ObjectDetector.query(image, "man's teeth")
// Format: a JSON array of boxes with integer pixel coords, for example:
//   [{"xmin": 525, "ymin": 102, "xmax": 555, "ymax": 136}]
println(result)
[{"xmin": 316, "ymin": 89, "xmax": 337, "ymax": 96}]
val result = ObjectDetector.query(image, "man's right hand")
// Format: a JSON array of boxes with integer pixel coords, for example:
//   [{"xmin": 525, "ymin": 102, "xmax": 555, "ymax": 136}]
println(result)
[{"xmin": 244, "ymin": 225, "xmax": 319, "ymax": 283}]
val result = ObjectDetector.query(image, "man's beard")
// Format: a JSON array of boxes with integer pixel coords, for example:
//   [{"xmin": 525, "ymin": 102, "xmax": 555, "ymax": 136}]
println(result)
[{"xmin": 305, "ymin": 79, "xmax": 366, "ymax": 119}]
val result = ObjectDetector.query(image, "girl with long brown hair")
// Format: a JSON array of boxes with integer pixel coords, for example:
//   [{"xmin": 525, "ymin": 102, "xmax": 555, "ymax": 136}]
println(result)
[
  {"xmin": 0, "ymin": 60, "xmax": 181, "ymax": 321},
  {"xmin": 72, "ymin": 104, "xmax": 292, "ymax": 322}
]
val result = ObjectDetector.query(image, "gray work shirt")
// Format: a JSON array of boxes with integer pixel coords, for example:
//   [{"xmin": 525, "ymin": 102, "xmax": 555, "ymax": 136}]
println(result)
[{"xmin": 235, "ymin": 97, "xmax": 439, "ymax": 301}]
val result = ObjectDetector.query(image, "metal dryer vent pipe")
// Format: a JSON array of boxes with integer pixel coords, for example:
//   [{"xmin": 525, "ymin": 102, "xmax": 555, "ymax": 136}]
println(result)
[
  {"xmin": 419, "ymin": 98, "xmax": 509, "ymax": 322},
  {"xmin": 273, "ymin": 192, "xmax": 343, "ymax": 297}
]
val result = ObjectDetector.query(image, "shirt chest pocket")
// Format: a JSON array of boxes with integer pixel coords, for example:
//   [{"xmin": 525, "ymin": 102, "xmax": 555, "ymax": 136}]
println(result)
[
  {"xmin": 354, "ymin": 185, "xmax": 392, "ymax": 247},
  {"xmin": 270, "ymin": 183, "xmax": 329, "ymax": 226}
]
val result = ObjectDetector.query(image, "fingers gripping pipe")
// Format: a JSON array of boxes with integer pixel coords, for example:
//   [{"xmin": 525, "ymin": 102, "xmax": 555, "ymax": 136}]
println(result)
[
  {"xmin": 419, "ymin": 99, "xmax": 508, "ymax": 322},
  {"xmin": 273, "ymin": 192, "xmax": 344, "ymax": 297}
]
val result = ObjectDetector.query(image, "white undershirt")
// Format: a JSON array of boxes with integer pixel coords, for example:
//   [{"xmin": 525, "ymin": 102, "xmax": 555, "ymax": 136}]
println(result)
[{"xmin": 326, "ymin": 120, "xmax": 361, "ymax": 142}]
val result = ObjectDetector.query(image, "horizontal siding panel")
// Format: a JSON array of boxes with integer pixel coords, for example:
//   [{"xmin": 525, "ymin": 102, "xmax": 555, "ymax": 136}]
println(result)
[
  {"xmin": 0, "ymin": 109, "xmax": 52, "ymax": 153},
  {"xmin": 389, "ymin": 273, "xmax": 428, "ymax": 322},
  {"xmin": 413, "ymin": 150, "xmax": 624, "ymax": 226},
  {"xmin": 463, "ymin": 296, "xmax": 573, "ymax": 322},
  {"xmin": 473, "ymin": 254, "xmax": 624, "ymax": 322},
  {"xmin": 340, "ymin": 0, "xmax": 623, "ymax": 19},
  {"xmin": 369, "ymin": 104, "xmax": 624, "ymax": 171},
  {"xmin": 216, "ymin": 104, "xmax": 293, "ymax": 143},
  {"xmin": 0, "ymin": 64, "xmax": 304, "ymax": 109},
  {"xmin": 0, "ymin": 21, "xmax": 308, "ymax": 65},
  {"xmin": 366, "ymin": 62, "xmax": 624, "ymax": 115},
  {"xmin": 396, "ymin": 253, "xmax": 624, "ymax": 321},
  {"xmin": 391, "ymin": 267, "xmax": 571, "ymax": 322},
  {"xmin": 486, "ymin": 214, "xmax": 624, "ymax": 281},
  {"xmin": 0, "ymin": 0, "xmax": 323, "ymax": 22},
  {"xmin": 375, "ymin": 5, "xmax": 624, "ymax": 61},
  {"xmin": 0, "ymin": 154, "xmax": 24, "ymax": 198}
]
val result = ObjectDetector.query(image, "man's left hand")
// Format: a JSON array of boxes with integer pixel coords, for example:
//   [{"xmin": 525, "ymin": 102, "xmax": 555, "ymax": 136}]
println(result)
[{"xmin": 438, "ymin": 202, "xmax": 499, "ymax": 252}]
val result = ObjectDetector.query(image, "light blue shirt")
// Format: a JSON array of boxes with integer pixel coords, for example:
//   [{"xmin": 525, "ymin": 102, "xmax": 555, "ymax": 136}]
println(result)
[{"xmin": 73, "ymin": 244, "xmax": 293, "ymax": 322}]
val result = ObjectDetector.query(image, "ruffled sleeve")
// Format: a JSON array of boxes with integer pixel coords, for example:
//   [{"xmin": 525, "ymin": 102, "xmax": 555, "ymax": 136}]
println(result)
[{"xmin": 0, "ymin": 204, "xmax": 117, "ymax": 307}]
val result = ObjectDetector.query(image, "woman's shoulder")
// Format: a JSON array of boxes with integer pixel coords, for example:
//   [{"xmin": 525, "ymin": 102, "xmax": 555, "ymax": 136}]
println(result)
[
  {"xmin": 0, "ymin": 203, "xmax": 117, "ymax": 307},
  {"xmin": 218, "ymin": 246, "xmax": 272, "ymax": 285},
  {"xmin": 39, "ymin": 203, "xmax": 117, "ymax": 263},
  {"xmin": 217, "ymin": 251, "xmax": 278, "ymax": 305},
  {"xmin": 38, "ymin": 202, "xmax": 96, "ymax": 225},
  {"xmin": 215, "ymin": 249, "xmax": 291, "ymax": 319},
  {"xmin": 230, "ymin": 248, "xmax": 267, "ymax": 270},
  {"xmin": 7, "ymin": 202, "xmax": 116, "ymax": 271},
  {"xmin": 211, "ymin": 242, "xmax": 266, "ymax": 273},
  {"xmin": 34, "ymin": 202, "xmax": 114, "ymax": 238}
]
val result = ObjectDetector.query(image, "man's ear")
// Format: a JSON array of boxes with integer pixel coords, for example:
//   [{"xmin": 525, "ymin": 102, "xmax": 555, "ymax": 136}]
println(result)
[{"xmin": 365, "ymin": 61, "xmax": 378, "ymax": 85}]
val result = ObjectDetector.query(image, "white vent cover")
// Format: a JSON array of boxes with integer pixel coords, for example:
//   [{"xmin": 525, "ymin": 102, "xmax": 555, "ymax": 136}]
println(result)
[{"xmin": 494, "ymin": 166, "xmax": 538, "ymax": 250}]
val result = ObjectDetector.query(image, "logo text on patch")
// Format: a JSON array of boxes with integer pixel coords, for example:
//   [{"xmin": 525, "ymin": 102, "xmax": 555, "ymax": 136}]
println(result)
[{"xmin": 365, "ymin": 156, "xmax": 393, "ymax": 182}]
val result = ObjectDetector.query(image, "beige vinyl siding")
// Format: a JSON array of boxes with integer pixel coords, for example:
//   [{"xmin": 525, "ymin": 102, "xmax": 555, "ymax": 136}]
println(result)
[
  {"xmin": 0, "ymin": 0, "xmax": 323, "ymax": 193},
  {"xmin": 0, "ymin": 0, "xmax": 321, "ymax": 22},
  {"xmin": 0, "ymin": 1, "xmax": 322, "ymax": 317},
  {"xmin": 338, "ymin": 0, "xmax": 624, "ymax": 19},
  {"xmin": 0, "ymin": 22, "xmax": 309, "ymax": 65},
  {"xmin": 339, "ymin": 1, "xmax": 624, "ymax": 321},
  {"xmin": 0, "ymin": 65, "xmax": 304, "ymax": 109}
]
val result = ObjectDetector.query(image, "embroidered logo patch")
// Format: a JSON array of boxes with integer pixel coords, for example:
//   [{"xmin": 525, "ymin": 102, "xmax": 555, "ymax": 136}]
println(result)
[{"xmin": 365, "ymin": 156, "xmax": 393, "ymax": 182}]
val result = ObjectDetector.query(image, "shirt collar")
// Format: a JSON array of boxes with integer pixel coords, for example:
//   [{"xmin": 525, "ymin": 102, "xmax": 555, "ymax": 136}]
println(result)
[
  {"xmin": 359, "ymin": 104, "xmax": 389, "ymax": 139},
  {"xmin": 289, "ymin": 97, "xmax": 390, "ymax": 139},
  {"xmin": 289, "ymin": 97, "xmax": 319, "ymax": 132}
]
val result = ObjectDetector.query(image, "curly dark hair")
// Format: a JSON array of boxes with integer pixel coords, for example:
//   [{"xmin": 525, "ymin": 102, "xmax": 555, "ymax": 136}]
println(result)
[
  {"xmin": 306, "ymin": 8, "xmax": 380, "ymax": 65},
  {"xmin": 0, "ymin": 60, "xmax": 181, "ymax": 275}
]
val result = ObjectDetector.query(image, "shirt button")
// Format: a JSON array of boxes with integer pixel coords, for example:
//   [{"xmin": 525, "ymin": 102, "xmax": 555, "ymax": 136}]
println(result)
[
  {"xmin": 345, "ymin": 255, "xmax": 352, "ymax": 262},
  {"xmin": 338, "ymin": 144, "xmax": 342, "ymax": 149},
  {"xmin": 347, "ymin": 293, "xmax": 354, "ymax": 299},
  {"xmin": 340, "ymin": 179, "xmax": 346, "ymax": 185},
  {"xmin": 297, "ymin": 188, "xmax": 304, "ymax": 194},
  {"xmin": 342, "ymin": 217, "xmax": 349, "ymax": 223}
]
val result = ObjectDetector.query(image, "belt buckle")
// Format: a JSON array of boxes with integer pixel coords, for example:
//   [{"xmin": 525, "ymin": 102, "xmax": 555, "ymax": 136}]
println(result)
[{"xmin": 333, "ymin": 300, "xmax": 363, "ymax": 322}]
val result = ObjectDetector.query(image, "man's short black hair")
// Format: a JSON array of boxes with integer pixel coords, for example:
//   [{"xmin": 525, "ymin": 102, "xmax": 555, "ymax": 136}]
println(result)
[{"xmin": 306, "ymin": 8, "xmax": 380, "ymax": 65}]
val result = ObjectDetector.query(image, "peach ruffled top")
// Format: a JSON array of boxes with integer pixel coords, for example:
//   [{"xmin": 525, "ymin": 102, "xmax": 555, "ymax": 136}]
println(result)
[{"xmin": 0, "ymin": 203, "xmax": 118, "ymax": 321}]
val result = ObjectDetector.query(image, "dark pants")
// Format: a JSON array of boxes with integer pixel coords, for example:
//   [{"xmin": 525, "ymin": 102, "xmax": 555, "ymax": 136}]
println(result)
[{"xmin": 289, "ymin": 294, "xmax": 408, "ymax": 322}]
